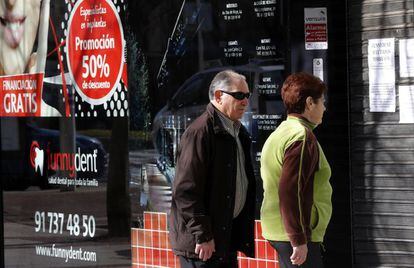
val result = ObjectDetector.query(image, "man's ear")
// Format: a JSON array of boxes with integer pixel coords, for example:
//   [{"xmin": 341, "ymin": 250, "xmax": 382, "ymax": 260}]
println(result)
[{"xmin": 214, "ymin": 90, "xmax": 222, "ymax": 103}]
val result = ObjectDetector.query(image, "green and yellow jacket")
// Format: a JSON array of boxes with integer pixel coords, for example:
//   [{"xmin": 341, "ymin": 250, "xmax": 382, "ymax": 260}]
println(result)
[{"xmin": 260, "ymin": 114, "xmax": 332, "ymax": 246}]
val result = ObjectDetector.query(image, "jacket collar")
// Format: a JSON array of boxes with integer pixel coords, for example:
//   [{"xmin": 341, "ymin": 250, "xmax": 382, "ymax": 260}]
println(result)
[
  {"xmin": 287, "ymin": 113, "xmax": 317, "ymax": 130},
  {"xmin": 206, "ymin": 103, "xmax": 229, "ymax": 134},
  {"xmin": 206, "ymin": 103, "xmax": 251, "ymax": 139}
]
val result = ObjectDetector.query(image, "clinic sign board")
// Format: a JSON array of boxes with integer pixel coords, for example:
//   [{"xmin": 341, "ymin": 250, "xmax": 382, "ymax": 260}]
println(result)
[
  {"xmin": 0, "ymin": 0, "xmax": 128, "ymax": 117},
  {"xmin": 1, "ymin": 1, "xmax": 130, "ymax": 267}
]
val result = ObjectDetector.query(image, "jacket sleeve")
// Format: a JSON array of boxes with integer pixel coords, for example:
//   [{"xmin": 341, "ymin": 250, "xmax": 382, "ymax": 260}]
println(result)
[
  {"xmin": 278, "ymin": 131, "xmax": 319, "ymax": 247},
  {"xmin": 172, "ymin": 127, "xmax": 213, "ymax": 244}
]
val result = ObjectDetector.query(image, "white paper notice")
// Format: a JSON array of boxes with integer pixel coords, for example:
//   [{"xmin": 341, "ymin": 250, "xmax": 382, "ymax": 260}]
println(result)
[
  {"xmin": 399, "ymin": 85, "xmax": 414, "ymax": 123},
  {"xmin": 399, "ymin": 39, "xmax": 414, "ymax": 77},
  {"xmin": 313, "ymin": 58, "xmax": 324, "ymax": 81},
  {"xmin": 368, "ymin": 38, "xmax": 396, "ymax": 112}
]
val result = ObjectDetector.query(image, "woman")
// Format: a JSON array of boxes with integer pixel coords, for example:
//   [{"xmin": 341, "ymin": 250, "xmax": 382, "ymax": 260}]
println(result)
[{"xmin": 260, "ymin": 72, "xmax": 332, "ymax": 268}]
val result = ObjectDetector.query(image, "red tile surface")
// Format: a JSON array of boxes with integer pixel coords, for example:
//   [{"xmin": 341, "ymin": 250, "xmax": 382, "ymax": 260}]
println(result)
[
  {"xmin": 256, "ymin": 239, "xmax": 266, "ymax": 259},
  {"xmin": 138, "ymin": 247, "xmax": 145, "ymax": 264},
  {"xmin": 167, "ymin": 249, "xmax": 177, "ymax": 267},
  {"xmin": 143, "ymin": 212, "xmax": 152, "ymax": 230},
  {"xmin": 160, "ymin": 249, "xmax": 168, "ymax": 267},
  {"xmin": 160, "ymin": 213, "xmax": 168, "ymax": 231},
  {"xmin": 249, "ymin": 258, "xmax": 258, "ymax": 268},
  {"xmin": 132, "ymin": 212, "xmax": 279, "ymax": 268},
  {"xmin": 239, "ymin": 257, "xmax": 248, "ymax": 268},
  {"xmin": 160, "ymin": 231, "xmax": 168, "ymax": 249},
  {"xmin": 166, "ymin": 234, "xmax": 172, "ymax": 249},
  {"xmin": 153, "ymin": 231, "xmax": 160, "ymax": 248},
  {"xmin": 152, "ymin": 213, "xmax": 160, "ymax": 231},
  {"xmin": 137, "ymin": 229, "xmax": 145, "ymax": 246},
  {"xmin": 143, "ymin": 211, "xmax": 168, "ymax": 231},
  {"xmin": 132, "ymin": 246, "xmax": 138, "ymax": 263},
  {"xmin": 152, "ymin": 249, "xmax": 161, "ymax": 266},
  {"xmin": 265, "ymin": 241, "xmax": 278, "ymax": 261},
  {"xmin": 144, "ymin": 248, "xmax": 153, "ymax": 265},
  {"xmin": 257, "ymin": 259, "xmax": 267, "ymax": 268},
  {"xmin": 131, "ymin": 229, "xmax": 137, "ymax": 245},
  {"xmin": 255, "ymin": 220, "xmax": 264, "ymax": 240}
]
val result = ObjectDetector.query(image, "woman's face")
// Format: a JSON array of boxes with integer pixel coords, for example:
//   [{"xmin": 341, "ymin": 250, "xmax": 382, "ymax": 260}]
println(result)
[{"xmin": 307, "ymin": 95, "xmax": 326, "ymax": 125}]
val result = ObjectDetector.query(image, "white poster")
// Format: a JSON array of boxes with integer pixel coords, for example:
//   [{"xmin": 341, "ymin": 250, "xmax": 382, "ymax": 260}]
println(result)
[
  {"xmin": 304, "ymin": 8, "xmax": 328, "ymax": 50},
  {"xmin": 399, "ymin": 85, "xmax": 414, "ymax": 123},
  {"xmin": 313, "ymin": 58, "xmax": 324, "ymax": 81},
  {"xmin": 368, "ymin": 38, "xmax": 396, "ymax": 112},
  {"xmin": 399, "ymin": 39, "xmax": 414, "ymax": 78}
]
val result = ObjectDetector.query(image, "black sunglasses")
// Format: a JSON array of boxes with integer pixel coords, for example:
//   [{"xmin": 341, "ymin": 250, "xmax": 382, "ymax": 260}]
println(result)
[{"xmin": 220, "ymin": 90, "xmax": 251, "ymax": 100}]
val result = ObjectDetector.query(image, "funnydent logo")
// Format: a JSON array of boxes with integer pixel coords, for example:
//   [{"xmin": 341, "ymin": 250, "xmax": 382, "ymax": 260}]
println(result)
[
  {"xmin": 29, "ymin": 141, "xmax": 98, "ymax": 178},
  {"xmin": 30, "ymin": 141, "xmax": 44, "ymax": 176}
]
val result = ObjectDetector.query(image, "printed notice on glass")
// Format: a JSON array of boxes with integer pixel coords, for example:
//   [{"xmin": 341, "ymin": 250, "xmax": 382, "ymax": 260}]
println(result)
[
  {"xmin": 304, "ymin": 8, "xmax": 328, "ymax": 50},
  {"xmin": 399, "ymin": 39, "xmax": 414, "ymax": 78},
  {"xmin": 399, "ymin": 85, "xmax": 414, "ymax": 123},
  {"xmin": 221, "ymin": 2, "xmax": 243, "ymax": 21},
  {"xmin": 224, "ymin": 40, "xmax": 243, "ymax": 58},
  {"xmin": 256, "ymin": 38, "xmax": 277, "ymax": 57},
  {"xmin": 313, "ymin": 58, "xmax": 324, "ymax": 81},
  {"xmin": 253, "ymin": 0, "xmax": 277, "ymax": 18},
  {"xmin": 368, "ymin": 38, "xmax": 396, "ymax": 112}
]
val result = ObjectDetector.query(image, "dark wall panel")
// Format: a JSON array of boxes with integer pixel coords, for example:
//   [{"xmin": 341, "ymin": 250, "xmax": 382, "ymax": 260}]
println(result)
[
  {"xmin": 348, "ymin": 0, "xmax": 414, "ymax": 267},
  {"xmin": 289, "ymin": 0, "xmax": 351, "ymax": 267}
]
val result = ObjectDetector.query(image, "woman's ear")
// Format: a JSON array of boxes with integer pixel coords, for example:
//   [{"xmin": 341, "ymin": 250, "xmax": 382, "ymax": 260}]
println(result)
[{"xmin": 305, "ymin": 96, "xmax": 314, "ymax": 110}]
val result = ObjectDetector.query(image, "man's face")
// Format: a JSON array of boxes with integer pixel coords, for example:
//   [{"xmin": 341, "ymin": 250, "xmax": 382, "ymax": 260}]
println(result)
[
  {"xmin": 217, "ymin": 78, "xmax": 250, "ymax": 121},
  {"xmin": 0, "ymin": 0, "xmax": 41, "ymax": 75}
]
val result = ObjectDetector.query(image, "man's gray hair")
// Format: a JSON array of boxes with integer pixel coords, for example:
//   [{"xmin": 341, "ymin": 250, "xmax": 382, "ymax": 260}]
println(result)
[{"xmin": 208, "ymin": 70, "xmax": 246, "ymax": 101}]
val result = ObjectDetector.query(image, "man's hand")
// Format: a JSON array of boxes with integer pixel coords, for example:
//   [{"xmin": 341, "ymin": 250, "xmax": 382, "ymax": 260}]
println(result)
[
  {"xmin": 195, "ymin": 239, "xmax": 215, "ymax": 261},
  {"xmin": 290, "ymin": 243, "xmax": 308, "ymax": 266}
]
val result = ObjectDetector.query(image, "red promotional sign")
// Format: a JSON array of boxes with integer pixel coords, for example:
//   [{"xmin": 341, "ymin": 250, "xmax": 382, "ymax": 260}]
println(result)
[
  {"xmin": 305, "ymin": 24, "xmax": 327, "ymax": 42},
  {"xmin": 66, "ymin": 0, "xmax": 125, "ymax": 105},
  {"xmin": 0, "ymin": 73, "xmax": 43, "ymax": 117}
]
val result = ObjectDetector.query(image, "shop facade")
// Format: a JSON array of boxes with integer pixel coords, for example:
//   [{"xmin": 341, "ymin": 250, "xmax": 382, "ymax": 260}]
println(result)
[{"xmin": 1, "ymin": 0, "xmax": 413, "ymax": 267}]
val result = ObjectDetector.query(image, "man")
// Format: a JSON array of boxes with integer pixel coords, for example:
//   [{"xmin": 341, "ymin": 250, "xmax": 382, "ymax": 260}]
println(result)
[{"xmin": 169, "ymin": 70, "xmax": 256, "ymax": 267}]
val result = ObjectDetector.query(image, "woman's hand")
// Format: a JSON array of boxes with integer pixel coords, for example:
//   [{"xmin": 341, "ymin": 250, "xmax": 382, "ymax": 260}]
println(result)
[{"xmin": 290, "ymin": 243, "xmax": 308, "ymax": 265}]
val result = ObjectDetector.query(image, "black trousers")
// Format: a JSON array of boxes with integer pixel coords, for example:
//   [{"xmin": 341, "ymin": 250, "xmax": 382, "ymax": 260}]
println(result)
[
  {"xmin": 178, "ymin": 252, "xmax": 238, "ymax": 268},
  {"xmin": 269, "ymin": 241, "xmax": 324, "ymax": 268}
]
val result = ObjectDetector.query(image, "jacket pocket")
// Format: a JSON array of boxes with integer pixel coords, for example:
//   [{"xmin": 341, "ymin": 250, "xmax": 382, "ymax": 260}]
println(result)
[{"xmin": 310, "ymin": 205, "xmax": 319, "ymax": 230}]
